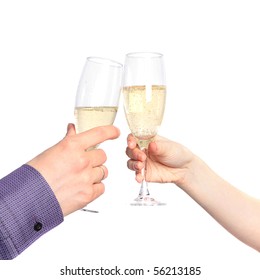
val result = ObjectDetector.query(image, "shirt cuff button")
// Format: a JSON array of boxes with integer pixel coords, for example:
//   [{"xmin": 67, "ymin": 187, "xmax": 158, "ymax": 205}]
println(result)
[{"xmin": 34, "ymin": 222, "xmax": 43, "ymax": 232}]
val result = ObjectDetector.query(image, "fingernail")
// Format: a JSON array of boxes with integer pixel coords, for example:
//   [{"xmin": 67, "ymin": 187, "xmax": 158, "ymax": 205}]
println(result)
[{"xmin": 128, "ymin": 140, "xmax": 134, "ymax": 148}]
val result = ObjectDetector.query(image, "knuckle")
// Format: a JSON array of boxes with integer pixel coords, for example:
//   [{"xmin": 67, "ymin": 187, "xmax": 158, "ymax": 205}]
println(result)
[
  {"xmin": 79, "ymin": 191, "xmax": 91, "ymax": 205},
  {"xmin": 79, "ymin": 186, "xmax": 94, "ymax": 203},
  {"xmin": 84, "ymin": 157, "xmax": 91, "ymax": 167},
  {"xmin": 78, "ymin": 156, "xmax": 91, "ymax": 170},
  {"xmin": 80, "ymin": 183, "xmax": 105, "ymax": 204}
]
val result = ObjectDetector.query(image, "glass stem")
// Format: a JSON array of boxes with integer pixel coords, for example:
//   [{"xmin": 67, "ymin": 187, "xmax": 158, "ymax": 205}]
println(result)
[{"xmin": 138, "ymin": 147, "xmax": 150, "ymax": 199}]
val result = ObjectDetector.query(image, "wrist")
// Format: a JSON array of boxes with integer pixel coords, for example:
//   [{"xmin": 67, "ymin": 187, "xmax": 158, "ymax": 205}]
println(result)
[
  {"xmin": 178, "ymin": 153, "xmax": 223, "ymax": 200},
  {"xmin": 176, "ymin": 154, "xmax": 209, "ymax": 191}
]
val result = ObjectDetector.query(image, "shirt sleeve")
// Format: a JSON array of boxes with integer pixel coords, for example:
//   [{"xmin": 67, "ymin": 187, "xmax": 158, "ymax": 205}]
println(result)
[{"xmin": 0, "ymin": 164, "xmax": 64, "ymax": 260}]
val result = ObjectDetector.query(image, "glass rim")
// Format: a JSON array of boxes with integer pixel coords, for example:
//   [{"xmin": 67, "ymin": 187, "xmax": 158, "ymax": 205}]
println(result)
[
  {"xmin": 125, "ymin": 52, "xmax": 163, "ymax": 59},
  {"xmin": 86, "ymin": 56, "xmax": 123, "ymax": 68}
]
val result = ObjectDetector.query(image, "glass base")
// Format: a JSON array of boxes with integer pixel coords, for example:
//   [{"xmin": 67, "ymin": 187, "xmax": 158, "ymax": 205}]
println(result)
[
  {"xmin": 130, "ymin": 195, "xmax": 165, "ymax": 206},
  {"xmin": 81, "ymin": 208, "xmax": 99, "ymax": 213}
]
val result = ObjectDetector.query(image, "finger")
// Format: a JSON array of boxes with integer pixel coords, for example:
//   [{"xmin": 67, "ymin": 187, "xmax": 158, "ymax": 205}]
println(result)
[
  {"xmin": 148, "ymin": 141, "xmax": 158, "ymax": 155},
  {"xmin": 66, "ymin": 123, "xmax": 76, "ymax": 136},
  {"xmin": 92, "ymin": 165, "xmax": 108, "ymax": 183},
  {"xmin": 86, "ymin": 149, "xmax": 107, "ymax": 167},
  {"xmin": 83, "ymin": 182, "xmax": 106, "ymax": 206},
  {"xmin": 91, "ymin": 182, "xmax": 105, "ymax": 200},
  {"xmin": 148, "ymin": 135, "xmax": 172, "ymax": 160},
  {"xmin": 136, "ymin": 173, "xmax": 144, "ymax": 183},
  {"xmin": 78, "ymin": 126, "xmax": 120, "ymax": 149},
  {"xmin": 125, "ymin": 146, "xmax": 146, "ymax": 162},
  {"xmin": 127, "ymin": 134, "xmax": 137, "ymax": 149},
  {"xmin": 127, "ymin": 159, "xmax": 144, "ymax": 171}
]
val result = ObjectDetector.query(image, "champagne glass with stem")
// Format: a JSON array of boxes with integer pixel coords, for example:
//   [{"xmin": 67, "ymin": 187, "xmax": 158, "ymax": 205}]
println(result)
[
  {"xmin": 75, "ymin": 57, "xmax": 123, "ymax": 212},
  {"xmin": 122, "ymin": 52, "xmax": 166, "ymax": 206}
]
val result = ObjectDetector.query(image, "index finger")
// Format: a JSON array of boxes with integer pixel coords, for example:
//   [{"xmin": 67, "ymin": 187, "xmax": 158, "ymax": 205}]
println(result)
[
  {"xmin": 77, "ymin": 126, "xmax": 120, "ymax": 149},
  {"xmin": 127, "ymin": 134, "xmax": 138, "ymax": 149},
  {"xmin": 125, "ymin": 146, "xmax": 147, "ymax": 162}
]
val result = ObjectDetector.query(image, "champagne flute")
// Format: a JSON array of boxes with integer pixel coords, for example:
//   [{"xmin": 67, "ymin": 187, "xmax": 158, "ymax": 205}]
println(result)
[
  {"xmin": 122, "ymin": 52, "xmax": 166, "ymax": 206},
  {"xmin": 75, "ymin": 56, "xmax": 123, "ymax": 212}
]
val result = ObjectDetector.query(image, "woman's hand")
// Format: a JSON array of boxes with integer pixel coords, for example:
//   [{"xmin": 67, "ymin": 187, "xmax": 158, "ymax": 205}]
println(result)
[{"xmin": 126, "ymin": 134, "xmax": 194, "ymax": 187}]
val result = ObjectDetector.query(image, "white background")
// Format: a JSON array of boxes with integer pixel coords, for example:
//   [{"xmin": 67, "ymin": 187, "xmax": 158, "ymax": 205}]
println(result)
[{"xmin": 1, "ymin": 0, "xmax": 260, "ymax": 279}]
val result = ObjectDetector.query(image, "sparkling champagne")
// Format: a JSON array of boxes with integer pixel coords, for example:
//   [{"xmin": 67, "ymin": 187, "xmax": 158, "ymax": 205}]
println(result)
[
  {"xmin": 123, "ymin": 85, "xmax": 166, "ymax": 148},
  {"xmin": 74, "ymin": 106, "xmax": 118, "ymax": 133}
]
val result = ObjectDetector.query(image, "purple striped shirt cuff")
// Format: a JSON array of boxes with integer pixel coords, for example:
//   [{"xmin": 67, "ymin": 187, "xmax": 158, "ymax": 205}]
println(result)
[{"xmin": 0, "ymin": 164, "xmax": 64, "ymax": 259}]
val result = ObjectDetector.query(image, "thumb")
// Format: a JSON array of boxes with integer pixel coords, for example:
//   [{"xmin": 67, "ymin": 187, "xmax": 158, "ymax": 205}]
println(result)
[
  {"xmin": 66, "ymin": 123, "xmax": 76, "ymax": 136},
  {"xmin": 149, "ymin": 136, "xmax": 193, "ymax": 169},
  {"xmin": 149, "ymin": 136, "xmax": 170, "ymax": 157}
]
